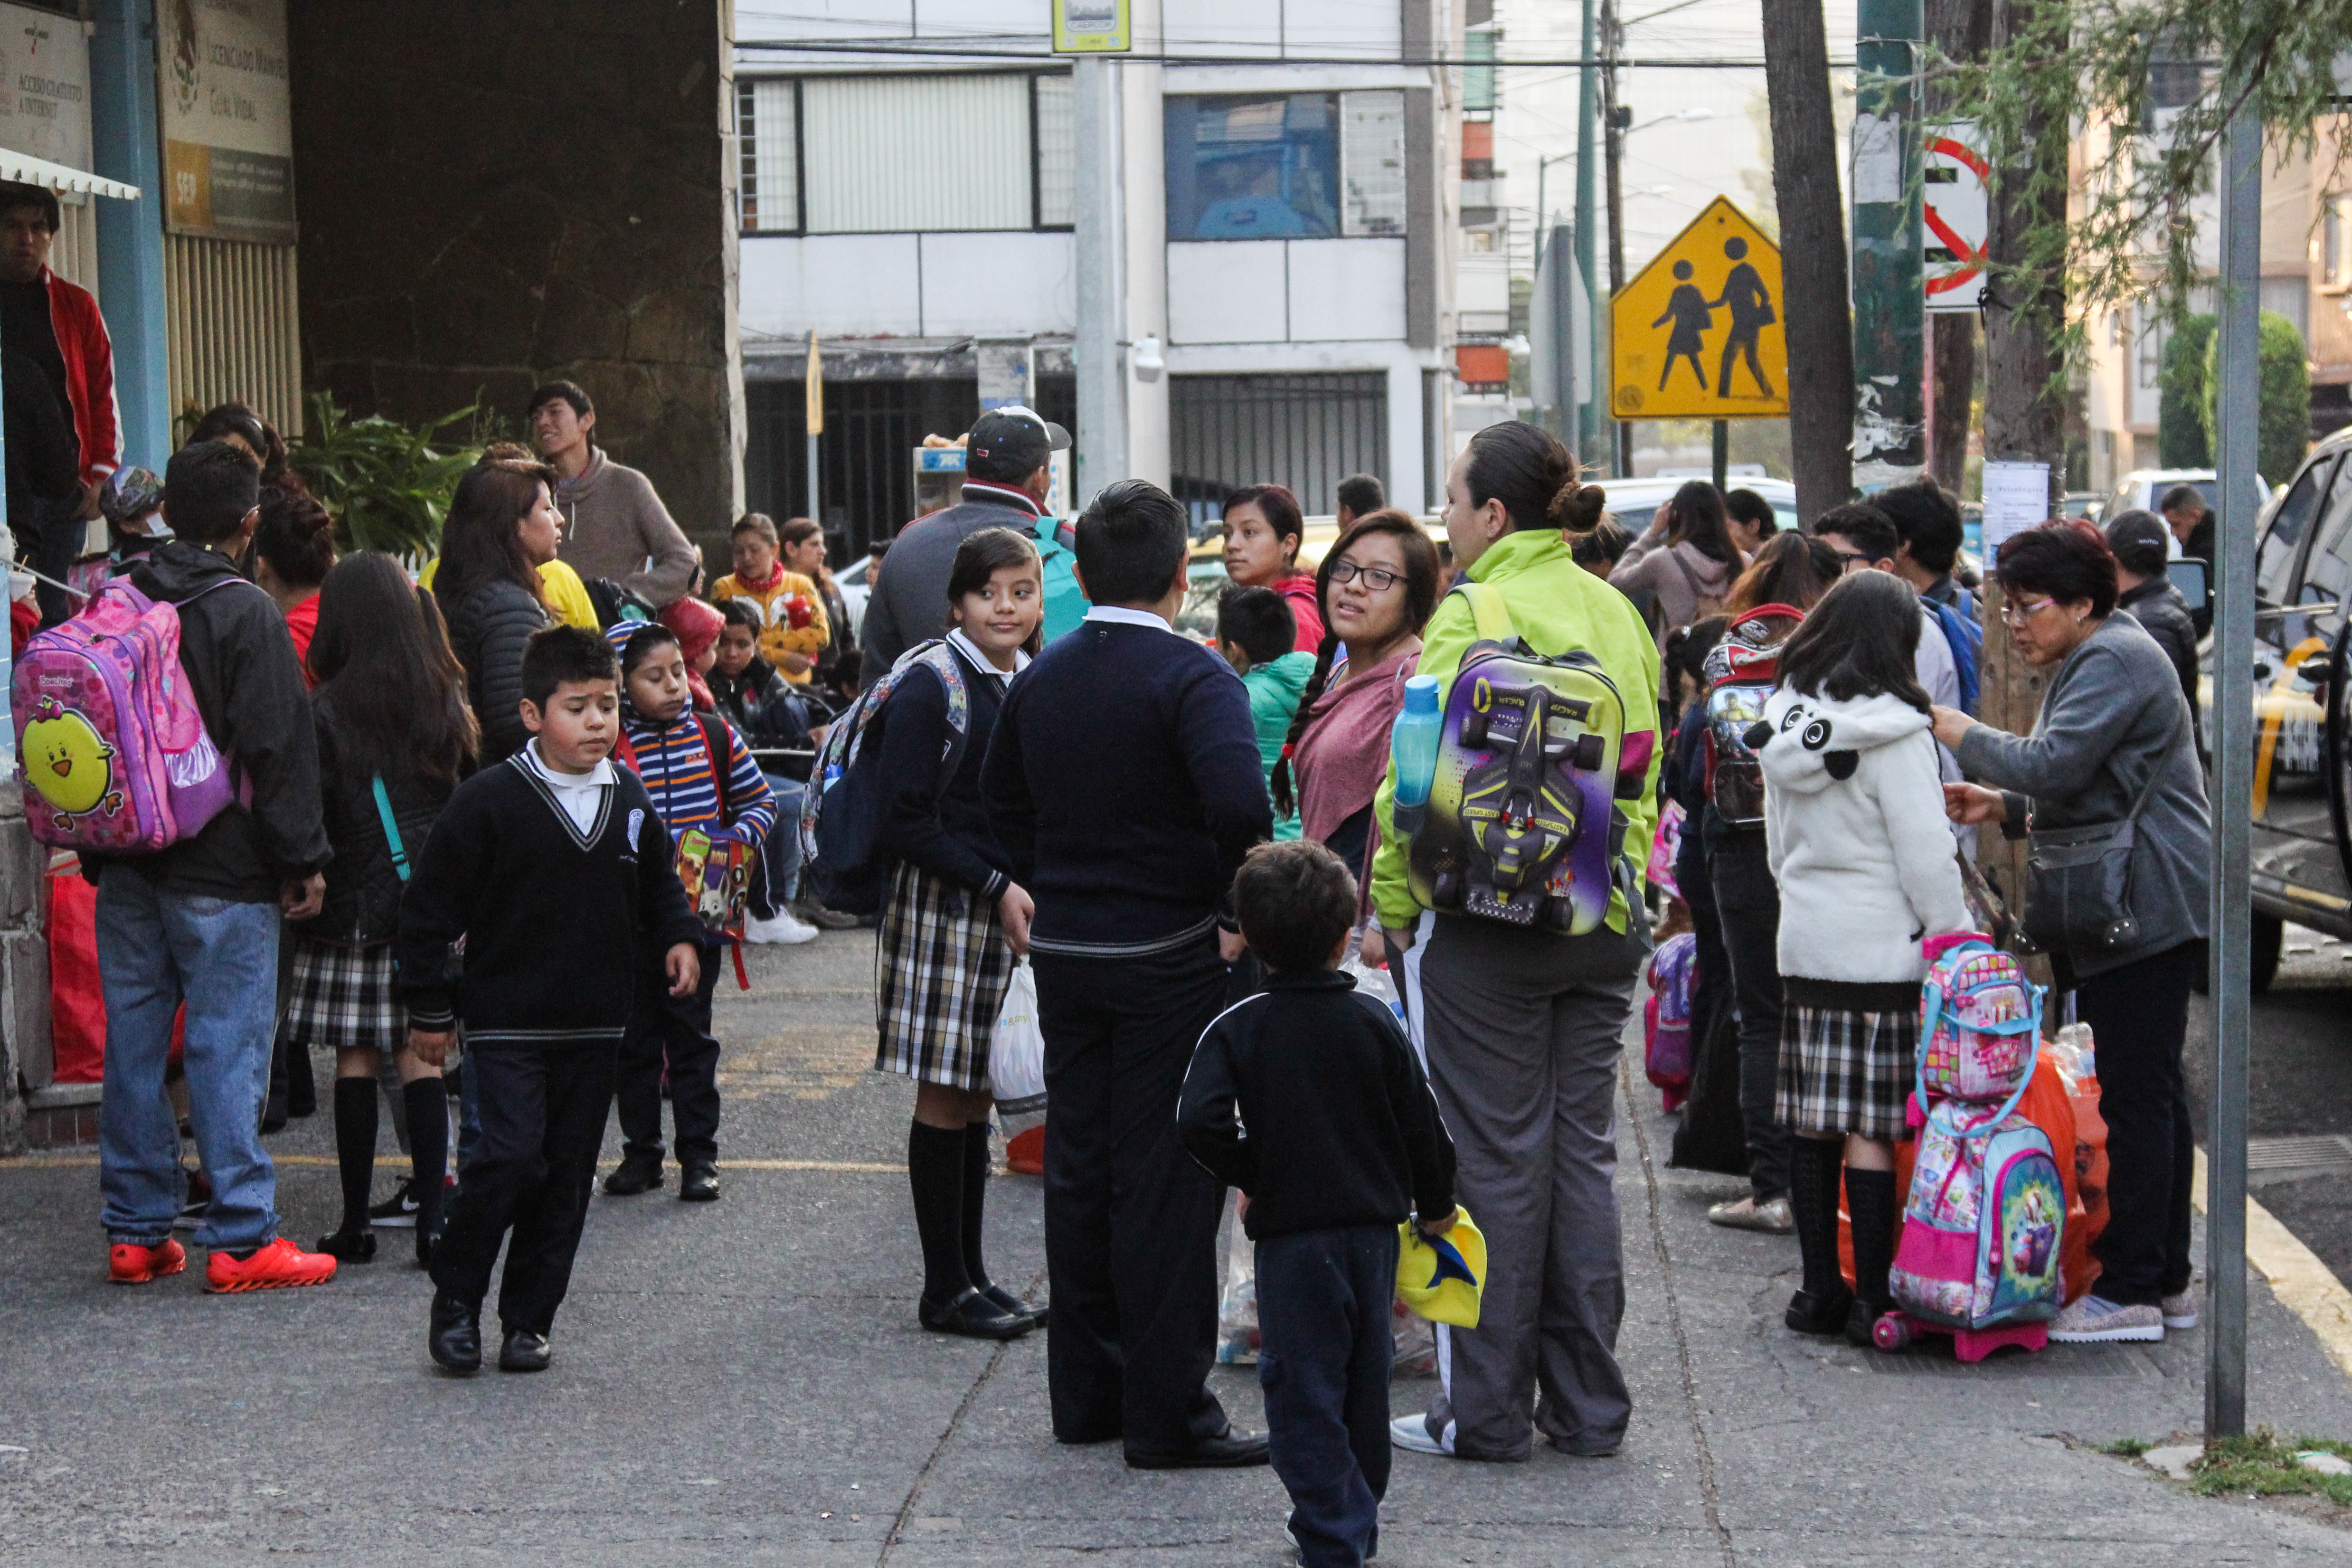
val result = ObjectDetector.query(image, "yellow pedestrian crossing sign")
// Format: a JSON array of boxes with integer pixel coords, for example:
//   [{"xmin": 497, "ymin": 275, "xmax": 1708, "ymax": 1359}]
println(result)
[{"xmin": 1610, "ymin": 197, "xmax": 1787, "ymax": 421}]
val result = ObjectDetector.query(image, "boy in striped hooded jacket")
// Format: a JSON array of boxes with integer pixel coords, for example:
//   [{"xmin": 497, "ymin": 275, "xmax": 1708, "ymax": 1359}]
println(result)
[{"xmin": 601, "ymin": 604, "xmax": 775, "ymax": 1202}]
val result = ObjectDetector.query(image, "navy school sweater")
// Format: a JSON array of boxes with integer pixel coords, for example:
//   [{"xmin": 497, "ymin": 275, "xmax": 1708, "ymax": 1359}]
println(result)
[
  {"xmin": 873, "ymin": 637, "xmax": 1015, "ymax": 900},
  {"xmin": 395, "ymin": 755, "xmax": 702, "ymax": 1047},
  {"xmin": 979, "ymin": 615, "xmax": 1273, "ymax": 957},
  {"xmin": 1177, "ymin": 969, "xmax": 1457, "ymax": 1240}
]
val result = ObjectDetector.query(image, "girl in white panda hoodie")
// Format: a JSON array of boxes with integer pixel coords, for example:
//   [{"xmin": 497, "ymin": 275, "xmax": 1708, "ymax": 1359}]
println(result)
[{"xmin": 1754, "ymin": 569, "xmax": 1969, "ymax": 1345}]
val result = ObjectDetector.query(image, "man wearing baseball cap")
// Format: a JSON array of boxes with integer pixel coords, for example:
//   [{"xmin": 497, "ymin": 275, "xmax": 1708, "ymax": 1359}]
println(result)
[
  {"xmin": 2105, "ymin": 508, "xmax": 2199, "ymax": 709},
  {"xmin": 860, "ymin": 406, "xmax": 1086, "ymax": 681}
]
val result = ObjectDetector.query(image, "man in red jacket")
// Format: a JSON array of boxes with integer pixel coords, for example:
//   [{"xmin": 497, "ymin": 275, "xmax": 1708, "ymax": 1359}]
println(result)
[{"xmin": 0, "ymin": 182, "xmax": 120, "ymax": 625}]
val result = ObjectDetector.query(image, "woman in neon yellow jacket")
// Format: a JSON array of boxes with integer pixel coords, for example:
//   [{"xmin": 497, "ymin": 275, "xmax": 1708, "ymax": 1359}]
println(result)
[{"xmin": 1375, "ymin": 421, "xmax": 1661, "ymax": 1465}]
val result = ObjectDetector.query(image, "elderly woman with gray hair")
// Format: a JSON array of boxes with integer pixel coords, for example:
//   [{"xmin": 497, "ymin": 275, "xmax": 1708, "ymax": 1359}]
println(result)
[{"xmin": 1931, "ymin": 518, "xmax": 2210, "ymax": 1349}]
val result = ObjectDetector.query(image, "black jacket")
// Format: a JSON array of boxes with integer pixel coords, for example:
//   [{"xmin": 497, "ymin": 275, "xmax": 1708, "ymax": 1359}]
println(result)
[
  {"xmin": 711, "ymin": 657, "xmax": 818, "ymax": 749},
  {"xmin": 395, "ymin": 755, "xmax": 700, "ymax": 1046},
  {"xmin": 1178, "ymin": 970, "xmax": 1455, "ymax": 1241},
  {"xmin": 439, "ymin": 576, "xmax": 548, "ymax": 765},
  {"xmin": 92, "ymin": 541, "xmax": 328, "ymax": 902},
  {"xmin": 860, "ymin": 490, "xmax": 1047, "ymax": 679},
  {"xmin": 2117, "ymin": 575, "xmax": 2198, "ymax": 712},
  {"xmin": 294, "ymin": 691, "xmax": 457, "ymax": 946},
  {"xmin": 874, "ymin": 639, "xmax": 1013, "ymax": 899}
]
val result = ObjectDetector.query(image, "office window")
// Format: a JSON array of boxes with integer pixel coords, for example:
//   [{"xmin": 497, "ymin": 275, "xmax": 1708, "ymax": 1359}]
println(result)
[
  {"xmin": 739, "ymin": 79, "xmax": 800, "ymax": 234},
  {"xmin": 1035, "ymin": 73, "xmax": 1076, "ymax": 227},
  {"xmin": 1166, "ymin": 92, "xmax": 1407, "ymax": 243}
]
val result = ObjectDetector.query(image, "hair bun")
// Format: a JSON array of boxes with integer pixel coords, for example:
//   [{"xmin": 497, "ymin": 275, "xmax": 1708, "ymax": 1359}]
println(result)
[{"xmin": 1549, "ymin": 482, "xmax": 1606, "ymax": 535}]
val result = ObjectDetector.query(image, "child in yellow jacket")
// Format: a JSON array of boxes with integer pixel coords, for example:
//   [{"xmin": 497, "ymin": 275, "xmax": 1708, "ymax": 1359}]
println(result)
[{"xmin": 709, "ymin": 513, "xmax": 829, "ymax": 683}]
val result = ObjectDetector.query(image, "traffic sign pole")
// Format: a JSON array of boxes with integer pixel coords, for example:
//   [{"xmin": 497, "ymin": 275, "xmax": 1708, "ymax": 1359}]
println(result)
[{"xmin": 1850, "ymin": 0, "xmax": 1926, "ymax": 483}]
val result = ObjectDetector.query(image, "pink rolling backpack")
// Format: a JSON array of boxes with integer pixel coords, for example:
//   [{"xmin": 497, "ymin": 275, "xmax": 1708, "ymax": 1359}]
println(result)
[
  {"xmin": 12, "ymin": 578, "xmax": 241, "ymax": 853},
  {"xmin": 1881, "ymin": 935, "xmax": 2065, "ymax": 1354},
  {"xmin": 1642, "ymin": 931, "xmax": 1698, "ymax": 1111}
]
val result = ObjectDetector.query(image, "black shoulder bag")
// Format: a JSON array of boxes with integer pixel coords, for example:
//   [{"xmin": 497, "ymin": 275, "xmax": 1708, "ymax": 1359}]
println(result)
[{"xmin": 2021, "ymin": 703, "xmax": 2183, "ymax": 956}]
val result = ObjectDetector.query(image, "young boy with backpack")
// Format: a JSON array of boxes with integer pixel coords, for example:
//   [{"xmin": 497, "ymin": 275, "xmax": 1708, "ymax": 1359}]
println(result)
[
  {"xmin": 599, "ymin": 618, "xmax": 775, "ymax": 1202},
  {"xmin": 1179, "ymin": 840, "xmax": 1457, "ymax": 1567},
  {"xmin": 400, "ymin": 625, "xmax": 703, "ymax": 1371},
  {"xmin": 67, "ymin": 441, "xmax": 338, "ymax": 1292},
  {"xmin": 1216, "ymin": 586, "xmax": 1316, "ymax": 843}
]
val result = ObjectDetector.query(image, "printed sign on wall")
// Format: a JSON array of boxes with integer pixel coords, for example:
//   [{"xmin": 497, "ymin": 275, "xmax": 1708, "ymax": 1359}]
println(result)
[
  {"xmin": 156, "ymin": 0, "xmax": 294, "ymax": 243},
  {"xmin": 0, "ymin": 3, "xmax": 93, "ymax": 184}
]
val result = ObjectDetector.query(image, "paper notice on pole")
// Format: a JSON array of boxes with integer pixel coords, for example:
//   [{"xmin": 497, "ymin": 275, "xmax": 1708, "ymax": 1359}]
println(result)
[{"xmin": 1979, "ymin": 461, "xmax": 2051, "ymax": 556}]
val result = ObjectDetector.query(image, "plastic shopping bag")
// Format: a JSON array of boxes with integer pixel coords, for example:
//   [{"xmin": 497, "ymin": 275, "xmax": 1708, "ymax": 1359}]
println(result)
[
  {"xmin": 1217, "ymin": 1195, "xmax": 1260, "ymax": 1364},
  {"xmin": 987, "ymin": 960, "xmax": 1046, "ymax": 1138}
]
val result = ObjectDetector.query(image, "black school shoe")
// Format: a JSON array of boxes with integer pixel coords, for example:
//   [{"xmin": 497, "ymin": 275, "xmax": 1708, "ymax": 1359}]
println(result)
[
  {"xmin": 429, "ymin": 1291, "xmax": 482, "ymax": 1373},
  {"xmin": 602, "ymin": 1154, "xmax": 664, "ymax": 1196},
  {"xmin": 1847, "ymin": 1297, "xmax": 1895, "ymax": 1349},
  {"xmin": 679, "ymin": 1162, "xmax": 720, "ymax": 1202},
  {"xmin": 314, "ymin": 1227, "xmax": 376, "ymax": 1263},
  {"xmin": 499, "ymin": 1328, "xmax": 552, "ymax": 1372},
  {"xmin": 1784, "ymin": 1287, "xmax": 1854, "ymax": 1336},
  {"xmin": 980, "ymin": 1283, "xmax": 1048, "ymax": 1331},
  {"xmin": 920, "ymin": 1286, "xmax": 1032, "ymax": 1341},
  {"xmin": 1126, "ymin": 1430, "xmax": 1272, "ymax": 1469}
]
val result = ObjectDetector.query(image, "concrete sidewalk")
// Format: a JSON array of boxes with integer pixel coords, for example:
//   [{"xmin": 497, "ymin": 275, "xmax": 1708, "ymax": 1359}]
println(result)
[{"xmin": 2, "ymin": 933, "xmax": 2348, "ymax": 1564}]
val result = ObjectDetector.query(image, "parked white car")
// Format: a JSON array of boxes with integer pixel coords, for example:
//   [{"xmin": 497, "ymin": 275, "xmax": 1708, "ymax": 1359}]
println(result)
[{"xmin": 1596, "ymin": 475, "xmax": 1800, "ymax": 536}]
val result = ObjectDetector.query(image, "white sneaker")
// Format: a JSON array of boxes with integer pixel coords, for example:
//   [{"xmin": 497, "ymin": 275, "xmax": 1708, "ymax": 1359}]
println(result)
[
  {"xmin": 744, "ymin": 908, "xmax": 819, "ymax": 945},
  {"xmin": 2160, "ymin": 1291, "xmax": 2200, "ymax": 1330},
  {"xmin": 1389, "ymin": 1413, "xmax": 1455, "ymax": 1456},
  {"xmin": 2048, "ymin": 1295, "xmax": 2164, "ymax": 1343}
]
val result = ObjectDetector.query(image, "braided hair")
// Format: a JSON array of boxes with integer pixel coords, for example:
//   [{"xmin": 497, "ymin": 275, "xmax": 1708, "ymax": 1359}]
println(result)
[{"xmin": 1268, "ymin": 510, "xmax": 1442, "ymax": 819}]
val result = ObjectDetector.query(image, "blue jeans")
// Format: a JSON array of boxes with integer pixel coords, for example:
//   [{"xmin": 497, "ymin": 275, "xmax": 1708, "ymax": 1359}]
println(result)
[
  {"xmin": 752, "ymin": 774, "xmax": 804, "ymax": 916},
  {"xmin": 95, "ymin": 866, "xmax": 283, "ymax": 1250}
]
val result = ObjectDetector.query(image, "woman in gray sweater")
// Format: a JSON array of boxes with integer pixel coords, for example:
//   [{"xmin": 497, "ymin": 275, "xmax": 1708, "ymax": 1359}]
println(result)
[{"xmin": 1932, "ymin": 519, "xmax": 2210, "ymax": 1348}]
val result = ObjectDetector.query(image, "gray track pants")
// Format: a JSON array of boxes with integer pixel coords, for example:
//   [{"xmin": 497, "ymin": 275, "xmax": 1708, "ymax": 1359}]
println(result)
[{"xmin": 1405, "ymin": 914, "xmax": 1644, "ymax": 1461}]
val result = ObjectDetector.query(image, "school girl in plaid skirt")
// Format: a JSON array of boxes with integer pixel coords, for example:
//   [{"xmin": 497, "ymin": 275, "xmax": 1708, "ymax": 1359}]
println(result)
[
  {"xmin": 872, "ymin": 527, "xmax": 1048, "ymax": 1341},
  {"xmin": 1753, "ymin": 570, "xmax": 1970, "ymax": 1350},
  {"xmin": 289, "ymin": 551, "xmax": 478, "ymax": 1268}
]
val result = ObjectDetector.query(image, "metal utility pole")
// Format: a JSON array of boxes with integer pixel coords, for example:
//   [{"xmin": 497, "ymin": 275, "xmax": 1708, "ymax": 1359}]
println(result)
[
  {"xmin": 803, "ymin": 330, "xmax": 822, "ymax": 524},
  {"xmin": 1850, "ymin": 0, "xmax": 1927, "ymax": 486},
  {"xmin": 1575, "ymin": 0, "xmax": 1602, "ymax": 468},
  {"xmin": 1072, "ymin": 55, "xmax": 1126, "ymax": 506},
  {"xmin": 1760, "ymin": 0, "xmax": 1854, "ymax": 522},
  {"xmin": 2206, "ymin": 78, "xmax": 2259, "ymax": 1447},
  {"xmin": 1602, "ymin": 0, "xmax": 1630, "ymax": 478}
]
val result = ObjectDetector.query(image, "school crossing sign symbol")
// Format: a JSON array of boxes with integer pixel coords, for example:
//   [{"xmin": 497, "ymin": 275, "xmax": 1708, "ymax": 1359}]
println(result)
[{"xmin": 1609, "ymin": 197, "xmax": 1787, "ymax": 421}]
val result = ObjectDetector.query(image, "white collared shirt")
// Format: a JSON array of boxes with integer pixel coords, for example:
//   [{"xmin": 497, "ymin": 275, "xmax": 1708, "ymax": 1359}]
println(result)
[
  {"xmin": 1082, "ymin": 604, "xmax": 1180, "ymax": 634},
  {"xmin": 945, "ymin": 627, "xmax": 1030, "ymax": 687},
  {"xmin": 522, "ymin": 739, "xmax": 614, "ymax": 835}
]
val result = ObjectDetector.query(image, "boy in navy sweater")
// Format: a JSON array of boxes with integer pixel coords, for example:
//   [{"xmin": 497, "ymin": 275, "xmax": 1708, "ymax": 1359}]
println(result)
[
  {"xmin": 981, "ymin": 478, "xmax": 1275, "ymax": 1467},
  {"xmin": 1180, "ymin": 841, "xmax": 1456, "ymax": 1567},
  {"xmin": 400, "ymin": 627, "xmax": 702, "ymax": 1375}
]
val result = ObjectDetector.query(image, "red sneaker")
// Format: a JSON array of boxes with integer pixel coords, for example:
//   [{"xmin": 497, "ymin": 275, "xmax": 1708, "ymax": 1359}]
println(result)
[
  {"xmin": 109, "ymin": 1238, "xmax": 187, "ymax": 1284},
  {"xmin": 203, "ymin": 1236, "xmax": 338, "ymax": 1293}
]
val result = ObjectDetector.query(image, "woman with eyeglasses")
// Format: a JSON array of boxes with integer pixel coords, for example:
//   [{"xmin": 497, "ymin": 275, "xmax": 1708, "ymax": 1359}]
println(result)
[
  {"xmin": 1931, "ymin": 518, "xmax": 2210, "ymax": 1348},
  {"xmin": 1268, "ymin": 511, "xmax": 1444, "ymax": 961}
]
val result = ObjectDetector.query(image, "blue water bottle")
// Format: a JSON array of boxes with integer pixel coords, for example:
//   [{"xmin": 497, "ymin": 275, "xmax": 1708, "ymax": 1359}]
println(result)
[{"xmin": 1389, "ymin": 675, "xmax": 1443, "ymax": 837}]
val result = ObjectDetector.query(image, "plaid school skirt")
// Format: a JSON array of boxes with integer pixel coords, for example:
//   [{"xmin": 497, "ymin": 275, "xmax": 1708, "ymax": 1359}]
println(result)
[
  {"xmin": 1774, "ymin": 979, "xmax": 1922, "ymax": 1141},
  {"xmin": 283, "ymin": 936, "xmax": 406, "ymax": 1056},
  {"xmin": 875, "ymin": 861, "xmax": 1016, "ymax": 1092}
]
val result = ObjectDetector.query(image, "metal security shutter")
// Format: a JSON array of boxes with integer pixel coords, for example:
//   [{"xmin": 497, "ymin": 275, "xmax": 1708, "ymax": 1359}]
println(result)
[
  {"xmin": 164, "ymin": 233, "xmax": 302, "ymax": 436},
  {"xmin": 1169, "ymin": 371, "xmax": 1389, "ymax": 527}
]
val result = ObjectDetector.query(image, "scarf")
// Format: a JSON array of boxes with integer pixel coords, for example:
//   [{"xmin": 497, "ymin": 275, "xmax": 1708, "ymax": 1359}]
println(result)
[{"xmin": 1294, "ymin": 645, "xmax": 1421, "ymax": 846}]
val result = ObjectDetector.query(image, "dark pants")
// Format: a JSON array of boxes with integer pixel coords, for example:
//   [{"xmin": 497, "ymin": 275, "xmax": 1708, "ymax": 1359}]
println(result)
[
  {"xmin": 429, "ymin": 1042, "xmax": 617, "ymax": 1333},
  {"xmin": 1257, "ymin": 1225, "xmax": 1398, "ymax": 1568},
  {"xmin": 615, "ymin": 941, "xmax": 724, "ymax": 1166},
  {"xmin": 1711, "ymin": 831, "xmax": 1791, "ymax": 1202},
  {"xmin": 17, "ymin": 492, "xmax": 81, "ymax": 627},
  {"xmin": 1032, "ymin": 937, "xmax": 1231, "ymax": 1456},
  {"xmin": 2073, "ymin": 943, "xmax": 2198, "ymax": 1307}
]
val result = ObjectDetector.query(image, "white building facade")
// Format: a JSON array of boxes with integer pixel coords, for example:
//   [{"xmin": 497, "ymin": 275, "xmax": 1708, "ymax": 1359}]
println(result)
[{"xmin": 733, "ymin": 0, "xmax": 1464, "ymax": 550}]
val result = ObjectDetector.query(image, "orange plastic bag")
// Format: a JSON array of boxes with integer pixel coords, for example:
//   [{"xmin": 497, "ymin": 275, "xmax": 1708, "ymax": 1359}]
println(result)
[{"xmin": 1840, "ymin": 1055, "xmax": 2100, "ymax": 1303}]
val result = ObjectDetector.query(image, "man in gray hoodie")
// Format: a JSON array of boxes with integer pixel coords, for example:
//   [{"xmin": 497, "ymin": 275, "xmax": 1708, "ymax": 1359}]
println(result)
[{"xmin": 529, "ymin": 380, "xmax": 698, "ymax": 607}]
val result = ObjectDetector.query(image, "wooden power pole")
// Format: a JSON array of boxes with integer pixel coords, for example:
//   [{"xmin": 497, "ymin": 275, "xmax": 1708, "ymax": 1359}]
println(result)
[{"xmin": 1761, "ymin": 0, "xmax": 1854, "ymax": 523}]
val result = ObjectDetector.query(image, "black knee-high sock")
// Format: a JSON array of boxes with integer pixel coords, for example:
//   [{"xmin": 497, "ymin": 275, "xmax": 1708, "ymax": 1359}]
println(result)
[
  {"xmin": 332, "ymin": 1078, "xmax": 378, "ymax": 1232},
  {"xmin": 1845, "ymin": 1166, "xmax": 1900, "ymax": 1308},
  {"xmin": 405, "ymin": 1077, "xmax": 450, "ymax": 1242},
  {"xmin": 960, "ymin": 1122, "xmax": 994, "ymax": 1294},
  {"xmin": 1786, "ymin": 1137, "xmax": 1847, "ymax": 1300},
  {"xmin": 908, "ymin": 1121, "xmax": 972, "ymax": 1304}
]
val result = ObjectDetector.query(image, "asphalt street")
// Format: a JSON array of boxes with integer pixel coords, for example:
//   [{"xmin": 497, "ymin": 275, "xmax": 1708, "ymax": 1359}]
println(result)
[
  {"xmin": 2186, "ymin": 925, "xmax": 2352, "ymax": 1283},
  {"xmin": 4, "ymin": 929, "xmax": 2352, "ymax": 1564}
]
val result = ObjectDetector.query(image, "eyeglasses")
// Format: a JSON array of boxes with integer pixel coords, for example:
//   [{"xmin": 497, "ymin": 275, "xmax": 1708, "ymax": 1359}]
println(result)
[
  {"xmin": 1327, "ymin": 559, "xmax": 1403, "ymax": 593},
  {"xmin": 1830, "ymin": 549, "xmax": 1873, "ymax": 571},
  {"xmin": 2000, "ymin": 596, "xmax": 2060, "ymax": 626}
]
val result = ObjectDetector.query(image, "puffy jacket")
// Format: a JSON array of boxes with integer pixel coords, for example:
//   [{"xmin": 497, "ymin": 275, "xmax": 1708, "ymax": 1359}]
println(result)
[
  {"xmin": 438, "ymin": 576, "xmax": 548, "ymax": 765},
  {"xmin": 296, "ymin": 692, "xmax": 456, "ymax": 945}
]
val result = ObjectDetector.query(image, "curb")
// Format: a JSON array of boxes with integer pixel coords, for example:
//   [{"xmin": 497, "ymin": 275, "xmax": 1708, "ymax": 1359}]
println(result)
[{"xmin": 2194, "ymin": 1146, "xmax": 2352, "ymax": 1385}]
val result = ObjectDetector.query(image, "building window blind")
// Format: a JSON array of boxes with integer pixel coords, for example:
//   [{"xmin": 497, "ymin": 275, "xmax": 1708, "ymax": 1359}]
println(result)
[
  {"xmin": 739, "ymin": 79, "xmax": 800, "ymax": 234},
  {"xmin": 802, "ymin": 75, "xmax": 1033, "ymax": 234},
  {"xmin": 1035, "ymin": 73, "xmax": 1076, "ymax": 228},
  {"xmin": 1341, "ymin": 90, "xmax": 1405, "ymax": 236}
]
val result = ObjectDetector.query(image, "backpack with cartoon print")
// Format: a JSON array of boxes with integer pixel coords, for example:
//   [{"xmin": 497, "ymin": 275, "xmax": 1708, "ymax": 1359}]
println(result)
[{"xmin": 1701, "ymin": 601, "xmax": 1804, "ymax": 827}]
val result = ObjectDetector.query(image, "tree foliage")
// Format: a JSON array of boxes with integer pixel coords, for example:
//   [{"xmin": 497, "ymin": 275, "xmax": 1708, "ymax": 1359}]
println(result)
[
  {"xmin": 1949, "ymin": 1, "xmax": 2352, "ymax": 349},
  {"xmin": 2200, "ymin": 311, "xmax": 2312, "ymax": 481},
  {"xmin": 2157, "ymin": 313, "xmax": 2215, "ymax": 466}
]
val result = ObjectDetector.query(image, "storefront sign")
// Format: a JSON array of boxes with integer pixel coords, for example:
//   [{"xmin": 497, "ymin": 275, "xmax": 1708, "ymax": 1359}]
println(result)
[
  {"xmin": 0, "ymin": 3, "xmax": 93, "ymax": 189},
  {"xmin": 1053, "ymin": 0, "xmax": 1130, "ymax": 54},
  {"xmin": 156, "ymin": 0, "xmax": 294, "ymax": 243}
]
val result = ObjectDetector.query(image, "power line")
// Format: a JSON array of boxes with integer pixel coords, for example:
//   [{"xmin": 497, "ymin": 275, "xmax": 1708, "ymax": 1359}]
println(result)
[{"xmin": 734, "ymin": 39, "xmax": 1848, "ymax": 68}]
